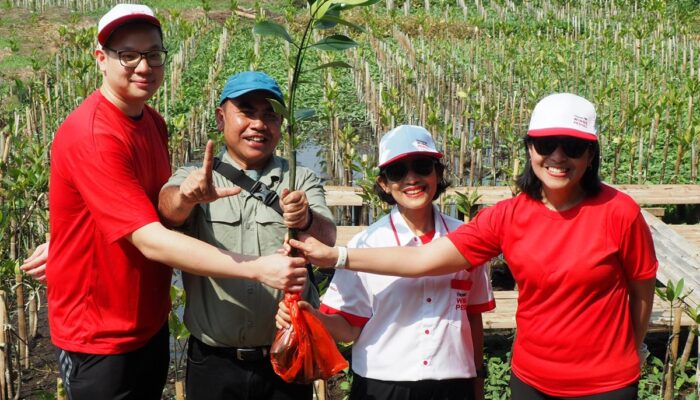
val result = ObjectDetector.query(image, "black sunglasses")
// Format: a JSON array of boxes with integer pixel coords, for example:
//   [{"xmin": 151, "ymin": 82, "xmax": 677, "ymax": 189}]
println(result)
[
  {"xmin": 382, "ymin": 158, "xmax": 437, "ymax": 182},
  {"xmin": 529, "ymin": 136, "xmax": 593, "ymax": 158}
]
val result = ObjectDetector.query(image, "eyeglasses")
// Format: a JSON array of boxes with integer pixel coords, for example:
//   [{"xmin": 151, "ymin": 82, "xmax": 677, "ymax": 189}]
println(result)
[
  {"xmin": 103, "ymin": 46, "xmax": 168, "ymax": 68},
  {"xmin": 382, "ymin": 158, "xmax": 436, "ymax": 182},
  {"xmin": 529, "ymin": 136, "xmax": 593, "ymax": 158}
]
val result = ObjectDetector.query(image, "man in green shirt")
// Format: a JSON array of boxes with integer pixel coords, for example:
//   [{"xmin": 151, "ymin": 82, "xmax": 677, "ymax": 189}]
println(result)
[{"xmin": 158, "ymin": 71, "xmax": 336, "ymax": 400}]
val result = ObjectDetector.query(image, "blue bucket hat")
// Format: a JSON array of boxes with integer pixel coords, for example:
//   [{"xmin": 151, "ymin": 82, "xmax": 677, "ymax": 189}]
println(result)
[{"xmin": 218, "ymin": 71, "xmax": 285, "ymax": 106}]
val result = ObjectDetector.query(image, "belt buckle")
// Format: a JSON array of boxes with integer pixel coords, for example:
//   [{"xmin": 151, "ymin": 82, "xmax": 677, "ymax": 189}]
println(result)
[{"xmin": 235, "ymin": 347, "xmax": 268, "ymax": 361}]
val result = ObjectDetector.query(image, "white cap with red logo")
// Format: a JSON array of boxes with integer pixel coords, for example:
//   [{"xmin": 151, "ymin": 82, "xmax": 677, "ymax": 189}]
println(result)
[
  {"xmin": 97, "ymin": 4, "xmax": 161, "ymax": 46},
  {"xmin": 527, "ymin": 93, "xmax": 598, "ymax": 141},
  {"xmin": 378, "ymin": 125, "xmax": 443, "ymax": 168}
]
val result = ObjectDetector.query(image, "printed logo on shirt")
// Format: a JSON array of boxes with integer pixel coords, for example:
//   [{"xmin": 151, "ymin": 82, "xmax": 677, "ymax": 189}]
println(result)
[
  {"xmin": 455, "ymin": 293, "xmax": 469, "ymax": 310},
  {"xmin": 451, "ymin": 279, "xmax": 472, "ymax": 310}
]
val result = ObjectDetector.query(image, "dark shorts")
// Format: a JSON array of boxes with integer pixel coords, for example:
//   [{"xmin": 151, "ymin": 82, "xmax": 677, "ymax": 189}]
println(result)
[
  {"xmin": 185, "ymin": 335, "xmax": 313, "ymax": 400},
  {"xmin": 510, "ymin": 372, "xmax": 638, "ymax": 400},
  {"xmin": 57, "ymin": 323, "xmax": 169, "ymax": 400},
  {"xmin": 351, "ymin": 374, "xmax": 476, "ymax": 400}
]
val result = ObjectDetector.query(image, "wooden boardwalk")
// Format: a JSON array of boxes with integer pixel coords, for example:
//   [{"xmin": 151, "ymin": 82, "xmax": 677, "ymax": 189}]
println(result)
[
  {"xmin": 643, "ymin": 210, "xmax": 700, "ymax": 309},
  {"xmin": 327, "ymin": 184, "xmax": 700, "ymax": 330},
  {"xmin": 324, "ymin": 184, "xmax": 700, "ymax": 207},
  {"xmin": 482, "ymin": 291, "xmax": 693, "ymax": 331}
]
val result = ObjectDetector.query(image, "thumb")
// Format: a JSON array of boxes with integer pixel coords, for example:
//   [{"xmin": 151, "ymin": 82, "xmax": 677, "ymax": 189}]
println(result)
[
  {"xmin": 298, "ymin": 300, "xmax": 313, "ymax": 310},
  {"xmin": 279, "ymin": 188, "xmax": 290, "ymax": 211},
  {"xmin": 215, "ymin": 186, "xmax": 241, "ymax": 198}
]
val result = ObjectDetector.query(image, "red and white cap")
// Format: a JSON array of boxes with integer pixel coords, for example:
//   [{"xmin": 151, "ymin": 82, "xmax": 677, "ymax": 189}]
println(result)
[
  {"xmin": 97, "ymin": 4, "xmax": 161, "ymax": 46},
  {"xmin": 378, "ymin": 125, "xmax": 443, "ymax": 168},
  {"xmin": 527, "ymin": 93, "xmax": 598, "ymax": 141}
]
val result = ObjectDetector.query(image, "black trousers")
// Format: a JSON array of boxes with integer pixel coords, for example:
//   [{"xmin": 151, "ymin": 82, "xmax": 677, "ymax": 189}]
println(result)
[
  {"xmin": 186, "ymin": 336, "xmax": 313, "ymax": 400},
  {"xmin": 56, "ymin": 323, "xmax": 169, "ymax": 400},
  {"xmin": 510, "ymin": 373, "xmax": 638, "ymax": 400},
  {"xmin": 351, "ymin": 374, "xmax": 476, "ymax": 400}
]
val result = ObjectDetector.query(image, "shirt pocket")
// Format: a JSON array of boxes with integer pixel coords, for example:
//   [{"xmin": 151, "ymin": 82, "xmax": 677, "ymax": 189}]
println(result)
[
  {"xmin": 254, "ymin": 204, "xmax": 285, "ymax": 226},
  {"xmin": 253, "ymin": 203, "xmax": 287, "ymax": 254},
  {"xmin": 201, "ymin": 200, "xmax": 241, "ymax": 249}
]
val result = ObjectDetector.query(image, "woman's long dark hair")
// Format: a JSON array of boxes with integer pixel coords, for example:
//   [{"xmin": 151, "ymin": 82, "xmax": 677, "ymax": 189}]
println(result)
[
  {"xmin": 516, "ymin": 136, "xmax": 602, "ymax": 200},
  {"xmin": 373, "ymin": 159, "xmax": 450, "ymax": 205}
]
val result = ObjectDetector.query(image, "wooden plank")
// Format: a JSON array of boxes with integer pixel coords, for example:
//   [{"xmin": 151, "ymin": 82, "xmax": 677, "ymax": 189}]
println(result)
[
  {"xmin": 337, "ymin": 226, "xmax": 366, "ymax": 246},
  {"xmin": 670, "ymin": 224, "xmax": 700, "ymax": 248},
  {"xmin": 325, "ymin": 184, "xmax": 700, "ymax": 208},
  {"xmin": 613, "ymin": 184, "xmax": 700, "ymax": 205},
  {"xmin": 324, "ymin": 186, "xmax": 364, "ymax": 207},
  {"xmin": 643, "ymin": 207, "xmax": 665, "ymax": 217},
  {"xmin": 642, "ymin": 210, "xmax": 700, "ymax": 309},
  {"xmin": 482, "ymin": 291, "xmax": 694, "ymax": 330}
]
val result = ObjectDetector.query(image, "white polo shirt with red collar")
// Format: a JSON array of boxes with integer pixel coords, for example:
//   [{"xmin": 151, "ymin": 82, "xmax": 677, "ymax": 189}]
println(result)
[{"xmin": 320, "ymin": 205, "xmax": 495, "ymax": 381}]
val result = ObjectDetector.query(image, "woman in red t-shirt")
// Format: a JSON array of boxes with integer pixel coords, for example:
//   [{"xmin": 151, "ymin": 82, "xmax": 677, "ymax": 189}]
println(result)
[{"xmin": 289, "ymin": 93, "xmax": 657, "ymax": 399}]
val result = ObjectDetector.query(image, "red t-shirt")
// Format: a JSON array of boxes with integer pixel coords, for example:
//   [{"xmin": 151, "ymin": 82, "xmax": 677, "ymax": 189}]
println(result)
[
  {"xmin": 448, "ymin": 185, "xmax": 658, "ymax": 396},
  {"xmin": 48, "ymin": 90, "xmax": 173, "ymax": 354}
]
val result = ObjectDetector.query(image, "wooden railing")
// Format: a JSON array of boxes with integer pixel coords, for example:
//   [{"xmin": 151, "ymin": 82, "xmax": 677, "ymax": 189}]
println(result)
[{"xmin": 324, "ymin": 184, "xmax": 700, "ymax": 329}]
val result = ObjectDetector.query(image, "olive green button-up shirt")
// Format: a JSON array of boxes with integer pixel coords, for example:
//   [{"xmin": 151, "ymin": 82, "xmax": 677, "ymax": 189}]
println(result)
[{"xmin": 165, "ymin": 151, "xmax": 331, "ymax": 347}]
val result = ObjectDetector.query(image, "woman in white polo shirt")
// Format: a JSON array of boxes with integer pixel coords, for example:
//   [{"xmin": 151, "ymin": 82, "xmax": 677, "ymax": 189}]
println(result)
[
  {"xmin": 277, "ymin": 125, "xmax": 495, "ymax": 400},
  {"xmin": 289, "ymin": 94, "xmax": 657, "ymax": 400}
]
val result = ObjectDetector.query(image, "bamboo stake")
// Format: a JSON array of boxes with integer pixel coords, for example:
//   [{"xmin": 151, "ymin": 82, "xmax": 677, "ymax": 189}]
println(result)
[
  {"xmin": 679, "ymin": 326, "xmax": 696, "ymax": 370},
  {"xmin": 664, "ymin": 305, "xmax": 683, "ymax": 400},
  {"xmin": 175, "ymin": 380, "xmax": 184, "ymax": 400},
  {"xmin": 14, "ymin": 268, "xmax": 28, "ymax": 369},
  {"xmin": 0, "ymin": 291, "xmax": 6, "ymax": 400},
  {"xmin": 57, "ymin": 378, "xmax": 66, "ymax": 400},
  {"xmin": 28, "ymin": 294, "xmax": 37, "ymax": 340},
  {"xmin": 315, "ymin": 380, "xmax": 326, "ymax": 400},
  {"xmin": 3, "ymin": 294, "xmax": 10, "ymax": 400}
]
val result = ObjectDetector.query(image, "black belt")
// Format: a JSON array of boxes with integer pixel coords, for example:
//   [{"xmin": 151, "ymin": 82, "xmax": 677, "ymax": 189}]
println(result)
[
  {"xmin": 234, "ymin": 346, "xmax": 270, "ymax": 361},
  {"xmin": 192, "ymin": 336, "xmax": 270, "ymax": 362}
]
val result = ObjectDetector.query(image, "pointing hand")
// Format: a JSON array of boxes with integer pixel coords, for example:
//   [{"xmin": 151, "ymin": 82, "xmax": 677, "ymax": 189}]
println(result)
[{"xmin": 179, "ymin": 140, "xmax": 241, "ymax": 204}]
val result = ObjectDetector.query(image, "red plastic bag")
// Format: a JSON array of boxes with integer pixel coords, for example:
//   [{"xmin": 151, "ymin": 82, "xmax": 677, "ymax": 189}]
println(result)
[{"xmin": 271, "ymin": 293, "xmax": 348, "ymax": 383}]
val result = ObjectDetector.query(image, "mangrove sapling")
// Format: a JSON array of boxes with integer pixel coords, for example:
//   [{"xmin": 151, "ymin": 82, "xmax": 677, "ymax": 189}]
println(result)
[
  {"xmin": 253, "ymin": 0, "xmax": 379, "ymax": 238},
  {"xmin": 353, "ymin": 153, "xmax": 386, "ymax": 225},
  {"xmin": 683, "ymin": 306, "xmax": 700, "ymax": 395},
  {"xmin": 449, "ymin": 189, "xmax": 481, "ymax": 223},
  {"xmin": 168, "ymin": 283, "xmax": 188, "ymax": 400}
]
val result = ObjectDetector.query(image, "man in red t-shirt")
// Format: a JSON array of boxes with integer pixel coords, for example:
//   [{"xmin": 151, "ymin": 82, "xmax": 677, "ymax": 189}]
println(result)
[{"xmin": 22, "ymin": 4, "xmax": 309, "ymax": 399}]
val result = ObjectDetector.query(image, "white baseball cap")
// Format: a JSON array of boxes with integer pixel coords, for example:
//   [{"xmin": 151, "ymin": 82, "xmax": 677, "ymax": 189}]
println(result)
[
  {"xmin": 378, "ymin": 125, "xmax": 443, "ymax": 168},
  {"xmin": 527, "ymin": 93, "xmax": 597, "ymax": 141},
  {"xmin": 98, "ymin": 4, "xmax": 161, "ymax": 46}
]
